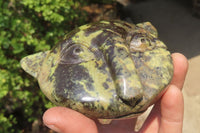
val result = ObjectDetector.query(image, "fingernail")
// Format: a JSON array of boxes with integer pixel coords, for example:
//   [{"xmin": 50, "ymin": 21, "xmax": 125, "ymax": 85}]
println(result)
[{"xmin": 45, "ymin": 124, "xmax": 61, "ymax": 133}]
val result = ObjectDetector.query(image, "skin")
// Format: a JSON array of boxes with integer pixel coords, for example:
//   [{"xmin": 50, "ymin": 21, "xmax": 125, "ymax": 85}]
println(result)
[{"xmin": 43, "ymin": 53, "xmax": 188, "ymax": 133}]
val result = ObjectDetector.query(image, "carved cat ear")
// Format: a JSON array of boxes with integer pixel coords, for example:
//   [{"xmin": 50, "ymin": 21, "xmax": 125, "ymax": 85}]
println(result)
[
  {"xmin": 136, "ymin": 22, "xmax": 158, "ymax": 38},
  {"xmin": 20, "ymin": 51, "xmax": 49, "ymax": 78}
]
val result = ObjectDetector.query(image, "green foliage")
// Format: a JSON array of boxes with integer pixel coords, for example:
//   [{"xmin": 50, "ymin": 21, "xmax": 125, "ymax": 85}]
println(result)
[
  {"xmin": 0, "ymin": 0, "xmax": 88, "ymax": 132},
  {"xmin": 87, "ymin": 0, "xmax": 115, "ymax": 4},
  {"xmin": 0, "ymin": 0, "xmax": 116, "ymax": 131}
]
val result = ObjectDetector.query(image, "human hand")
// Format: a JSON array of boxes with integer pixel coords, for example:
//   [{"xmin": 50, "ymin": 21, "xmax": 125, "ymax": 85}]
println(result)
[{"xmin": 43, "ymin": 53, "xmax": 188, "ymax": 133}]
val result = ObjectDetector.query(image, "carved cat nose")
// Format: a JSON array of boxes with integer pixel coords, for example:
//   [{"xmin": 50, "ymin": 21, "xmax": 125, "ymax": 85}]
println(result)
[
  {"xmin": 115, "ymin": 76, "xmax": 143, "ymax": 107},
  {"xmin": 104, "ymin": 44, "xmax": 144, "ymax": 107}
]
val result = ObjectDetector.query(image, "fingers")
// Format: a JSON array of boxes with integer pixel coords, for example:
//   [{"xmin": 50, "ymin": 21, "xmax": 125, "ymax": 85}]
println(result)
[
  {"xmin": 158, "ymin": 85, "xmax": 184, "ymax": 133},
  {"xmin": 139, "ymin": 53, "xmax": 188, "ymax": 133},
  {"xmin": 43, "ymin": 107, "xmax": 98, "ymax": 133},
  {"xmin": 138, "ymin": 101, "xmax": 161, "ymax": 133},
  {"xmin": 139, "ymin": 85, "xmax": 184, "ymax": 133},
  {"xmin": 158, "ymin": 53, "xmax": 187, "ymax": 133},
  {"xmin": 171, "ymin": 53, "xmax": 188, "ymax": 89}
]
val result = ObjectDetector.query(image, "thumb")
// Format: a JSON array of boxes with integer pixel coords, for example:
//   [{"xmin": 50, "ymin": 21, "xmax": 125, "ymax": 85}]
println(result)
[{"xmin": 43, "ymin": 107, "xmax": 98, "ymax": 133}]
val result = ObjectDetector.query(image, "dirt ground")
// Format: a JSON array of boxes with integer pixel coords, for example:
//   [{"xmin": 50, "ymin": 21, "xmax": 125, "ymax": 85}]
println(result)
[
  {"xmin": 183, "ymin": 55, "xmax": 200, "ymax": 133},
  {"xmin": 122, "ymin": 0, "xmax": 200, "ymax": 132}
]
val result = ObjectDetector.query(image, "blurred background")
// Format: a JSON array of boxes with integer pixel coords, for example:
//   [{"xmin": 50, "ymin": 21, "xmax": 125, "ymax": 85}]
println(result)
[{"xmin": 0, "ymin": 0, "xmax": 199, "ymax": 132}]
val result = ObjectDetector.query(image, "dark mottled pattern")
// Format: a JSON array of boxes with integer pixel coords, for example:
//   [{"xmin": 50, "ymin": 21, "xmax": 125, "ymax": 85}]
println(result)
[
  {"xmin": 20, "ymin": 51, "xmax": 49, "ymax": 78},
  {"xmin": 51, "ymin": 28, "xmax": 81, "ymax": 55},
  {"xmin": 87, "ymin": 22, "xmax": 131, "ymax": 49},
  {"xmin": 131, "ymin": 50, "xmax": 172, "ymax": 104},
  {"xmin": 103, "ymin": 82, "xmax": 109, "ymax": 90},
  {"xmin": 85, "ymin": 21, "xmax": 129, "ymax": 38},
  {"xmin": 54, "ymin": 64, "xmax": 95, "ymax": 103},
  {"xmin": 22, "ymin": 20, "xmax": 174, "ymax": 119},
  {"xmin": 91, "ymin": 31, "xmax": 112, "ymax": 48}
]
